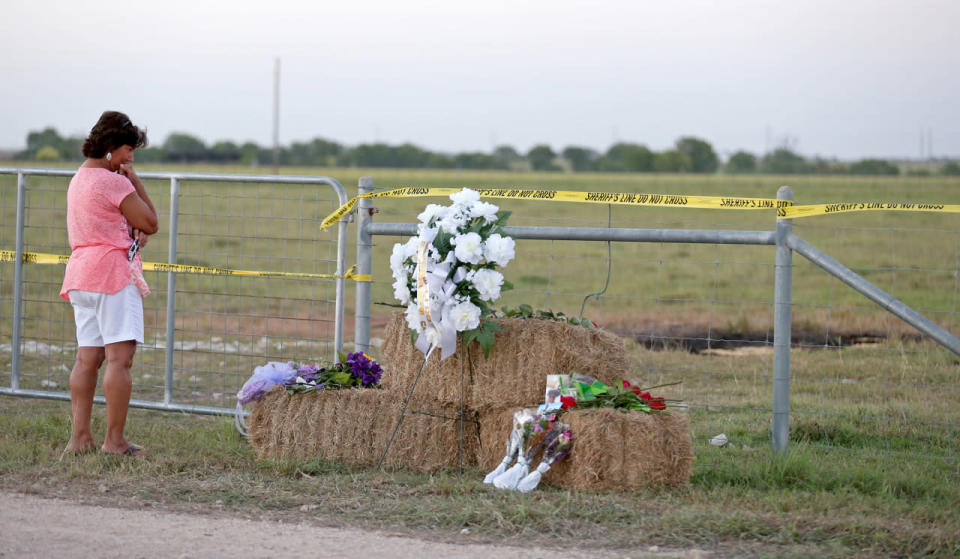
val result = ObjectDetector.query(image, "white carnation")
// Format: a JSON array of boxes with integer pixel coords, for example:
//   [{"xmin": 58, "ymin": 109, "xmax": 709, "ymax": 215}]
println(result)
[
  {"xmin": 452, "ymin": 232, "xmax": 484, "ymax": 264},
  {"xmin": 402, "ymin": 236, "xmax": 420, "ymax": 259},
  {"xmin": 471, "ymin": 269, "xmax": 504, "ymax": 301},
  {"xmin": 393, "ymin": 276, "xmax": 411, "ymax": 305},
  {"xmin": 405, "ymin": 303, "xmax": 423, "ymax": 332},
  {"xmin": 438, "ymin": 211, "xmax": 468, "ymax": 234},
  {"xmin": 469, "ymin": 201, "xmax": 499, "ymax": 223},
  {"xmin": 418, "ymin": 204, "xmax": 448, "ymax": 225},
  {"xmin": 423, "ymin": 324, "xmax": 443, "ymax": 347},
  {"xmin": 449, "ymin": 301, "xmax": 481, "ymax": 331},
  {"xmin": 483, "ymin": 233, "xmax": 516, "ymax": 266},
  {"xmin": 450, "ymin": 188, "xmax": 480, "ymax": 206},
  {"xmin": 390, "ymin": 243, "xmax": 408, "ymax": 279},
  {"xmin": 483, "ymin": 233, "xmax": 515, "ymax": 267}
]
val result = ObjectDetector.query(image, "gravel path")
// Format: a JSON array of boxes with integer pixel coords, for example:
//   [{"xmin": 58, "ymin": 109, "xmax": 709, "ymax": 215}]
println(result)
[{"xmin": 0, "ymin": 492, "xmax": 704, "ymax": 559}]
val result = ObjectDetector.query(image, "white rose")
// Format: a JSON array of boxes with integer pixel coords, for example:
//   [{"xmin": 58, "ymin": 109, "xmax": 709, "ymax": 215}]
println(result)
[
  {"xmin": 471, "ymin": 269, "xmax": 504, "ymax": 301},
  {"xmin": 483, "ymin": 233, "xmax": 515, "ymax": 267},
  {"xmin": 449, "ymin": 188, "xmax": 480, "ymax": 206},
  {"xmin": 418, "ymin": 204, "xmax": 448, "ymax": 225},
  {"xmin": 449, "ymin": 301, "xmax": 481, "ymax": 331},
  {"xmin": 452, "ymin": 232, "xmax": 484, "ymax": 264},
  {"xmin": 469, "ymin": 201, "xmax": 499, "ymax": 223}
]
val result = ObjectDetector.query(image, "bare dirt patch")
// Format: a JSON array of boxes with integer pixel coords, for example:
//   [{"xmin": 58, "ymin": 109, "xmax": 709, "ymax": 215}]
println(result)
[{"xmin": 0, "ymin": 492, "xmax": 701, "ymax": 559}]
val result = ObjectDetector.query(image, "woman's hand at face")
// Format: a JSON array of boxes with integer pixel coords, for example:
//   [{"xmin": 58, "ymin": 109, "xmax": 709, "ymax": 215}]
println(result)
[{"xmin": 118, "ymin": 163, "xmax": 139, "ymax": 182}]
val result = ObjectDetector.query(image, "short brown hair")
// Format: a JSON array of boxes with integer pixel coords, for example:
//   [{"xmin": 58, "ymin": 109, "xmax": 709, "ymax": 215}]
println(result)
[{"xmin": 81, "ymin": 111, "xmax": 148, "ymax": 158}]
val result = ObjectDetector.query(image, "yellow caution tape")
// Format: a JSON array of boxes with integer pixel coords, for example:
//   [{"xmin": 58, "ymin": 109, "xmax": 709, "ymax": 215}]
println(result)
[
  {"xmin": 320, "ymin": 186, "xmax": 792, "ymax": 229},
  {"xmin": 779, "ymin": 202, "xmax": 960, "ymax": 219},
  {"xmin": 0, "ymin": 250, "xmax": 370, "ymax": 282}
]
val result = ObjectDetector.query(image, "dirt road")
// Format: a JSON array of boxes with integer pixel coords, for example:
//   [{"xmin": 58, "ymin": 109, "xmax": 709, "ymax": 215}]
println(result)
[{"xmin": 0, "ymin": 492, "xmax": 702, "ymax": 558}]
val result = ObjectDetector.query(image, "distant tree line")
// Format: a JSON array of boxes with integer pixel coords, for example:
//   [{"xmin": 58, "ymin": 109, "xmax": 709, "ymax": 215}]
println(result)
[{"xmin": 14, "ymin": 126, "xmax": 960, "ymax": 177}]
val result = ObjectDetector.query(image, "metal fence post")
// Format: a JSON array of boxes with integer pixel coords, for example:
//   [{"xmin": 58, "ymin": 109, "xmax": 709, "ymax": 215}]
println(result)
[
  {"xmin": 164, "ymin": 177, "xmax": 180, "ymax": 406},
  {"xmin": 773, "ymin": 185, "xmax": 794, "ymax": 455},
  {"xmin": 10, "ymin": 172, "xmax": 26, "ymax": 390},
  {"xmin": 354, "ymin": 176, "xmax": 374, "ymax": 354},
  {"xmin": 334, "ymin": 217, "xmax": 349, "ymax": 358}
]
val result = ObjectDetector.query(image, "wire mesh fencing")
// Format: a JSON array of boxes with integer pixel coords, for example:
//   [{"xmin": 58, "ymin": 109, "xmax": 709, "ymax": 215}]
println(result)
[
  {"xmin": 1, "ymin": 169, "xmax": 348, "ymax": 413},
  {"xmin": 3, "ymin": 169, "xmax": 958, "ymax": 473},
  {"xmin": 354, "ymin": 177, "xmax": 959, "ymax": 471}
]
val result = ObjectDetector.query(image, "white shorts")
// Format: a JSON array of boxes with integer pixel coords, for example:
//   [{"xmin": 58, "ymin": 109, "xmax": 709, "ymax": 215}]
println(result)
[{"xmin": 69, "ymin": 284, "xmax": 144, "ymax": 346}]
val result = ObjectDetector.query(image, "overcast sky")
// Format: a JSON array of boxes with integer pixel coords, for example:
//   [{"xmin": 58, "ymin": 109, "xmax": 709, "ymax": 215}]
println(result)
[{"xmin": 2, "ymin": 0, "xmax": 958, "ymax": 160}]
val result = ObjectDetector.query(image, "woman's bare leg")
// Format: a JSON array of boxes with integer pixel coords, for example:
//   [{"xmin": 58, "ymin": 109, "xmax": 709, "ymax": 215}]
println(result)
[
  {"xmin": 66, "ymin": 347, "xmax": 105, "ymax": 453},
  {"xmin": 101, "ymin": 340, "xmax": 146, "ymax": 455}
]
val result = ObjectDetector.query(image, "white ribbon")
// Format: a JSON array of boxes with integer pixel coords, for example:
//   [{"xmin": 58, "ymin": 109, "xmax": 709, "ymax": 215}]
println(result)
[
  {"xmin": 414, "ymin": 243, "xmax": 459, "ymax": 360},
  {"xmin": 234, "ymin": 401, "xmax": 248, "ymax": 437}
]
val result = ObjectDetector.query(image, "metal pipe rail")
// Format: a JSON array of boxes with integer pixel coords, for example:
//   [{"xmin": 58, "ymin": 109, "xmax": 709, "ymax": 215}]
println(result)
[
  {"xmin": 366, "ymin": 222, "xmax": 777, "ymax": 245},
  {"xmin": 355, "ymin": 179, "xmax": 960, "ymax": 457},
  {"xmin": 1, "ymin": 167, "xmax": 350, "ymax": 417},
  {"xmin": 787, "ymin": 232, "xmax": 960, "ymax": 355},
  {"xmin": 0, "ymin": 387, "xmax": 236, "ymax": 416}
]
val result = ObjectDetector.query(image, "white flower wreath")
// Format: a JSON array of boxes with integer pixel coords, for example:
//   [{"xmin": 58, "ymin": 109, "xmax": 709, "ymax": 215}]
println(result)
[{"xmin": 390, "ymin": 188, "xmax": 516, "ymax": 359}]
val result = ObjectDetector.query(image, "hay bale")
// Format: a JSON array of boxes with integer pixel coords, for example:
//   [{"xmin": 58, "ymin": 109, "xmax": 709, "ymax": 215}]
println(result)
[
  {"xmin": 551, "ymin": 408, "xmax": 694, "ymax": 489},
  {"xmin": 247, "ymin": 385, "xmax": 479, "ymax": 472},
  {"xmin": 379, "ymin": 311, "xmax": 629, "ymax": 410},
  {"xmin": 386, "ymin": 397, "xmax": 481, "ymax": 472},
  {"xmin": 476, "ymin": 405, "xmax": 519, "ymax": 470},
  {"xmin": 476, "ymin": 407, "xmax": 693, "ymax": 489}
]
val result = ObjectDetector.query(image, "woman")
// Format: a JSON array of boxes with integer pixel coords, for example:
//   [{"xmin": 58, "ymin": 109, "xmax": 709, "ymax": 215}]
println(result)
[{"xmin": 60, "ymin": 111, "xmax": 158, "ymax": 456}]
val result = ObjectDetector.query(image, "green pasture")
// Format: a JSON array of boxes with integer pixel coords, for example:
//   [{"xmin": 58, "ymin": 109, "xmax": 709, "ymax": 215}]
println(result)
[
  {"xmin": 4, "ymin": 164, "xmax": 959, "ymax": 323},
  {"xmin": 3, "ymin": 164, "xmax": 960, "ymax": 403},
  {"xmin": 1, "ymin": 334, "xmax": 958, "ymax": 558},
  {"xmin": 2, "ymin": 164, "xmax": 959, "ymax": 556}
]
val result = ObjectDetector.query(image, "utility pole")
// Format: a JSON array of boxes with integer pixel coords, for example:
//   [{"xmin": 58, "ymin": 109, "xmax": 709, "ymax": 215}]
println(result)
[{"xmin": 273, "ymin": 57, "xmax": 281, "ymax": 174}]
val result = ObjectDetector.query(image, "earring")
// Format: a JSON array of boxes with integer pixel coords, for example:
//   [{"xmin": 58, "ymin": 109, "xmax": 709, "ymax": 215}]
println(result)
[{"xmin": 106, "ymin": 152, "xmax": 112, "ymax": 161}]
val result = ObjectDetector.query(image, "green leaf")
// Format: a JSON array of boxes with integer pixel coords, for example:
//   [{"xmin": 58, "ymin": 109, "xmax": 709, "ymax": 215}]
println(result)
[
  {"xmin": 433, "ymin": 230, "xmax": 453, "ymax": 253},
  {"xmin": 501, "ymin": 280, "xmax": 514, "ymax": 292},
  {"xmin": 476, "ymin": 328, "xmax": 497, "ymax": 358},
  {"xmin": 483, "ymin": 319, "xmax": 502, "ymax": 335},
  {"xmin": 461, "ymin": 329, "xmax": 479, "ymax": 347},
  {"xmin": 569, "ymin": 316, "xmax": 581, "ymax": 325},
  {"xmin": 518, "ymin": 304, "xmax": 533, "ymax": 316},
  {"xmin": 496, "ymin": 210, "xmax": 512, "ymax": 224}
]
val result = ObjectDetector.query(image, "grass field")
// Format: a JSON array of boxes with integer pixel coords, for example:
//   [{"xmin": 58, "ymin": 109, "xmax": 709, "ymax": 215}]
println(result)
[
  {"xmin": 2, "ymin": 164, "xmax": 959, "ymax": 556},
  {"xmin": 1, "ymin": 333, "xmax": 957, "ymax": 558}
]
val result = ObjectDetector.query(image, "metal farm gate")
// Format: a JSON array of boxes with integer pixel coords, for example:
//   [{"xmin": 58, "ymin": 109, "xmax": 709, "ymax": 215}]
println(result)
[
  {"xmin": 3, "ymin": 169, "xmax": 959, "ymax": 459},
  {"xmin": 1, "ymin": 167, "xmax": 350, "ymax": 415}
]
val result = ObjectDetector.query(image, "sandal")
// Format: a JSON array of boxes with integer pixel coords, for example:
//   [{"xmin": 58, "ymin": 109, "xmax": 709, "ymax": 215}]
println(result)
[
  {"xmin": 103, "ymin": 444, "xmax": 149, "ymax": 457},
  {"xmin": 58, "ymin": 445, "xmax": 97, "ymax": 461}
]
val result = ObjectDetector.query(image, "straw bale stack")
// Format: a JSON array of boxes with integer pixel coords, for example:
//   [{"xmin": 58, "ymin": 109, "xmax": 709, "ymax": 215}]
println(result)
[
  {"xmin": 246, "ymin": 312, "xmax": 694, "ymax": 484},
  {"xmin": 247, "ymin": 386, "xmax": 478, "ymax": 472},
  {"xmin": 379, "ymin": 311, "xmax": 629, "ymax": 411},
  {"xmin": 476, "ymin": 406, "xmax": 693, "ymax": 489}
]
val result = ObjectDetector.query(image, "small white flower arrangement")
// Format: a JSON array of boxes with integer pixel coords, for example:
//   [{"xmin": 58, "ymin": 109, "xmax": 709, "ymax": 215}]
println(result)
[{"xmin": 391, "ymin": 188, "xmax": 516, "ymax": 359}]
